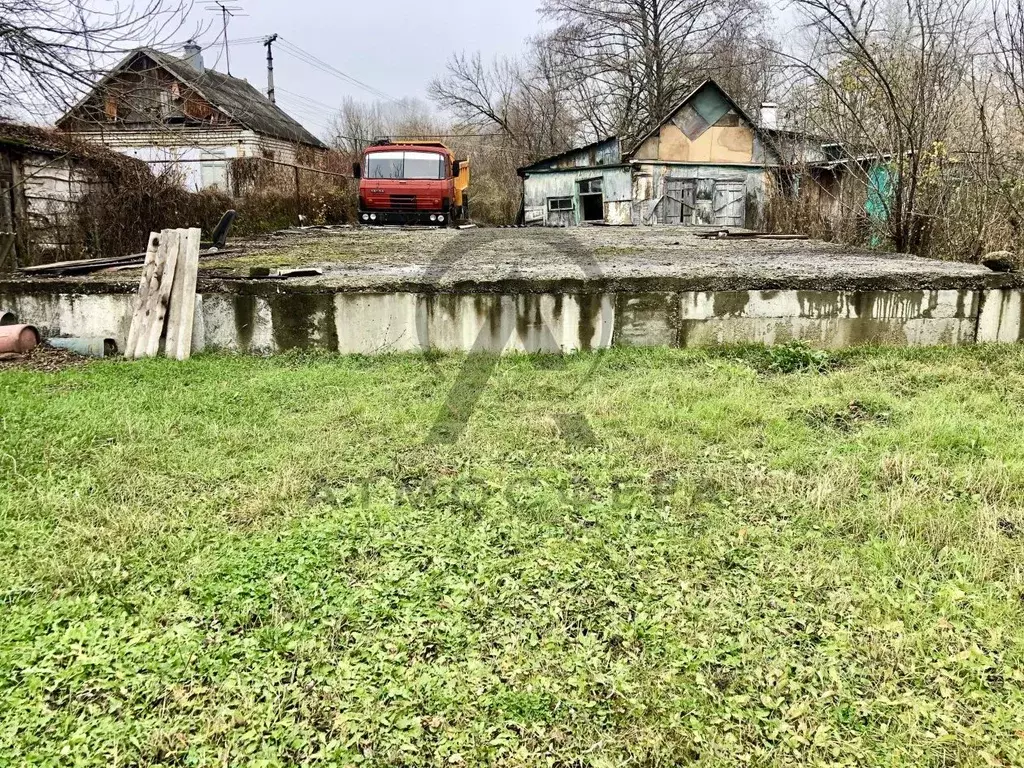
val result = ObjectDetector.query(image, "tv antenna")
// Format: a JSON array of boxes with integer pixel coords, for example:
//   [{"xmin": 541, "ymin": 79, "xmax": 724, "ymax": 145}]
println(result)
[{"xmin": 204, "ymin": 2, "xmax": 247, "ymax": 75}]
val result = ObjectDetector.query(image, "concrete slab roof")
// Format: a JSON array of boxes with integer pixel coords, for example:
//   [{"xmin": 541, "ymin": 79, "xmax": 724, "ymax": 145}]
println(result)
[{"xmin": 3, "ymin": 227, "xmax": 1017, "ymax": 295}]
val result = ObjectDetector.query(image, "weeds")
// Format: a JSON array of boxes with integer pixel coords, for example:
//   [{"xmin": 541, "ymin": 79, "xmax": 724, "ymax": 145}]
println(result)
[{"xmin": 735, "ymin": 340, "xmax": 837, "ymax": 374}]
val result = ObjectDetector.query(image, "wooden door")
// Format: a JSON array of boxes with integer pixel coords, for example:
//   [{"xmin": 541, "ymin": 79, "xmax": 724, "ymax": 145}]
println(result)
[
  {"xmin": 664, "ymin": 179, "xmax": 696, "ymax": 224},
  {"xmin": 713, "ymin": 182, "xmax": 746, "ymax": 227},
  {"xmin": 694, "ymin": 178, "xmax": 716, "ymax": 225}
]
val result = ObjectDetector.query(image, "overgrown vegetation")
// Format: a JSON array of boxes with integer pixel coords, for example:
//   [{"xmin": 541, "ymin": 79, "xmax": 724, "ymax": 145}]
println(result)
[
  {"xmin": 67, "ymin": 156, "xmax": 354, "ymax": 259},
  {"xmin": 2, "ymin": 346, "xmax": 1024, "ymax": 765}
]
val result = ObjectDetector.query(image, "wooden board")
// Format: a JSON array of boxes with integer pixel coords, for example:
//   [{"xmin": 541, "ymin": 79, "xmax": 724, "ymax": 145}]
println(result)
[
  {"xmin": 124, "ymin": 232, "xmax": 162, "ymax": 359},
  {"xmin": 141, "ymin": 229, "xmax": 180, "ymax": 359},
  {"xmin": 126, "ymin": 229, "xmax": 180, "ymax": 359},
  {"xmin": 164, "ymin": 227, "xmax": 201, "ymax": 361}
]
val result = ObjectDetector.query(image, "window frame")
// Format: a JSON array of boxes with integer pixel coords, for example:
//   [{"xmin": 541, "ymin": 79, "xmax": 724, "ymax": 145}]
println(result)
[{"xmin": 547, "ymin": 196, "xmax": 574, "ymax": 212}]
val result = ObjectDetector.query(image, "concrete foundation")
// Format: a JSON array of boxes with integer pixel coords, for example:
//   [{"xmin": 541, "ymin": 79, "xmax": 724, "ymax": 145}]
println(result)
[
  {"xmin": 2, "ymin": 285, "xmax": 1021, "ymax": 355},
  {"xmin": 2, "ymin": 229, "xmax": 1021, "ymax": 355}
]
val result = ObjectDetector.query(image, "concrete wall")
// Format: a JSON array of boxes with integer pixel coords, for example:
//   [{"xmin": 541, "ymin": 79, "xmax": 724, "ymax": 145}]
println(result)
[{"xmin": 2, "ymin": 286, "xmax": 1021, "ymax": 356}]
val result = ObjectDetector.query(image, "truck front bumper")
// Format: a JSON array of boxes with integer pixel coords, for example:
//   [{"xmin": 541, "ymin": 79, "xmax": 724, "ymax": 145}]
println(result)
[{"xmin": 358, "ymin": 210, "xmax": 449, "ymax": 226}]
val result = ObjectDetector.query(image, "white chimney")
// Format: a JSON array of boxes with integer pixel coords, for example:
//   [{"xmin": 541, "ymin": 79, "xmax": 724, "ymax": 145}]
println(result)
[
  {"xmin": 760, "ymin": 102, "xmax": 778, "ymax": 130},
  {"xmin": 183, "ymin": 40, "xmax": 204, "ymax": 74}
]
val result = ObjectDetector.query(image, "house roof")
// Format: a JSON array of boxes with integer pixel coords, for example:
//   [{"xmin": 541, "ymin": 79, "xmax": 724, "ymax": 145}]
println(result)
[
  {"xmin": 0, "ymin": 120, "xmax": 142, "ymax": 165},
  {"xmin": 625, "ymin": 79, "xmax": 766, "ymax": 159},
  {"xmin": 57, "ymin": 48, "xmax": 327, "ymax": 150},
  {"xmin": 517, "ymin": 136, "xmax": 622, "ymax": 175}
]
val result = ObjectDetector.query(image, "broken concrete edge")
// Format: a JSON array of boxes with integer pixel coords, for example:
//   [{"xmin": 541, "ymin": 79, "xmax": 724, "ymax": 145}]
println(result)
[{"xmin": 2, "ymin": 270, "xmax": 1023, "ymax": 297}]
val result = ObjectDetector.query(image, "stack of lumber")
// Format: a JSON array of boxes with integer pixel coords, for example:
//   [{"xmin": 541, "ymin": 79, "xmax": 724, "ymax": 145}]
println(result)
[{"xmin": 124, "ymin": 228, "xmax": 202, "ymax": 361}]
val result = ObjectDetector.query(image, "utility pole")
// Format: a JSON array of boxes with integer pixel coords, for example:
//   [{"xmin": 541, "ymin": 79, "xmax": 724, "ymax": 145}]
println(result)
[{"xmin": 264, "ymin": 34, "xmax": 278, "ymax": 103}]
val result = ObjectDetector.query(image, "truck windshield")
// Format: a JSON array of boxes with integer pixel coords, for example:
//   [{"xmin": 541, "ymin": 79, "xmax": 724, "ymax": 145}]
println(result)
[{"xmin": 365, "ymin": 151, "xmax": 445, "ymax": 180}]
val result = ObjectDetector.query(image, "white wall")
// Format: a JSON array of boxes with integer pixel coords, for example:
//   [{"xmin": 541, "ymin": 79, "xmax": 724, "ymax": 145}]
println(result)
[{"xmin": 66, "ymin": 128, "xmax": 313, "ymax": 193}]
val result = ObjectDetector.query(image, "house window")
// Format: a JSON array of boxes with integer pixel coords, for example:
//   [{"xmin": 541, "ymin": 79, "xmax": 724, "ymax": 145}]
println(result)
[
  {"xmin": 578, "ymin": 178, "xmax": 602, "ymax": 195},
  {"xmin": 548, "ymin": 197, "xmax": 573, "ymax": 211},
  {"xmin": 104, "ymin": 94, "xmax": 118, "ymax": 121}
]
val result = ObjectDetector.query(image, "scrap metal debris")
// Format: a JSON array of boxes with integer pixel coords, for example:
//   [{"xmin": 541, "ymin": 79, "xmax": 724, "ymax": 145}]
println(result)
[
  {"xmin": 248, "ymin": 266, "xmax": 324, "ymax": 279},
  {"xmin": 695, "ymin": 229, "xmax": 809, "ymax": 240}
]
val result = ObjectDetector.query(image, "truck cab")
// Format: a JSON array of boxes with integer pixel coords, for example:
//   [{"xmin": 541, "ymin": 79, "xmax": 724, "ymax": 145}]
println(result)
[{"xmin": 354, "ymin": 140, "xmax": 469, "ymax": 226}]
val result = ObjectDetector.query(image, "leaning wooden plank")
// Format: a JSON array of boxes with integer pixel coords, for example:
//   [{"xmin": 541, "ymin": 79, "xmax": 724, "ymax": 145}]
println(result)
[
  {"xmin": 140, "ymin": 229, "xmax": 181, "ymax": 359},
  {"xmin": 125, "ymin": 232, "xmax": 162, "ymax": 359},
  {"xmin": 164, "ymin": 227, "xmax": 201, "ymax": 361}
]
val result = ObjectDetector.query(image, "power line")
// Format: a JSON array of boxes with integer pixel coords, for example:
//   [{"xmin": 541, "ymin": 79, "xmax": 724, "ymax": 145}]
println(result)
[
  {"xmin": 277, "ymin": 87, "xmax": 338, "ymax": 112},
  {"xmin": 274, "ymin": 38, "xmax": 397, "ymax": 103}
]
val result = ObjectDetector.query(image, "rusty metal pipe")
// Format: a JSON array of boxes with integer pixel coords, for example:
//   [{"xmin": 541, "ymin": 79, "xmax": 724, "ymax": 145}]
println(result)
[{"xmin": 0, "ymin": 324, "xmax": 40, "ymax": 354}]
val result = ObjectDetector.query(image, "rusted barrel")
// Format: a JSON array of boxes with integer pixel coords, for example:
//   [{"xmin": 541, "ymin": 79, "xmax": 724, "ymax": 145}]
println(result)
[
  {"xmin": 0, "ymin": 310, "xmax": 15, "ymax": 326},
  {"xmin": 0, "ymin": 324, "xmax": 40, "ymax": 354}
]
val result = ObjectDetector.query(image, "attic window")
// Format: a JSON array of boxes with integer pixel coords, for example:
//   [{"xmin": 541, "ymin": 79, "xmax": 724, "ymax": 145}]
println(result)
[
  {"xmin": 104, "ymin": 95, "xmax": 117, "ymax": 121},
  {"xmin": 170, "ymin": 82, "xmax": 181, "ymax": 100}
]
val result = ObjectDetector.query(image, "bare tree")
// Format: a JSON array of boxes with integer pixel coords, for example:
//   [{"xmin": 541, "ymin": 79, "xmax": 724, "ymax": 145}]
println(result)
[
  {"xmin": 539, "ymin": 0, "xmax": 766, "ymax": 142},
  {"xmin": 783, "ymin": 0, "xmax": 986, "ymax": 254},
  {"xmin": 974, "ymin": 0, "xmax": 1024, "ymax": 250},
  {"xmin": 329, "ymin": 97, "xmax": 445, "ymax": 157},
  {"xmin": 0, "ymin": 0, "xmax": 195, "ymax": 121}
]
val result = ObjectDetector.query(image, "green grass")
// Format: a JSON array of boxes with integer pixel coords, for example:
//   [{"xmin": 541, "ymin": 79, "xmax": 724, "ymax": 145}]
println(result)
[{"xmin": 2, "ymin": 346, "xmax": 1024, "ymax": 766}]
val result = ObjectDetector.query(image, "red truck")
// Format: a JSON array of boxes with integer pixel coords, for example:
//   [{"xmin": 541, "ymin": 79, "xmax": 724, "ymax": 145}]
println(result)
[{"xmin": 353, "ymin": 140, "xmax": 470, "ymax": 226}]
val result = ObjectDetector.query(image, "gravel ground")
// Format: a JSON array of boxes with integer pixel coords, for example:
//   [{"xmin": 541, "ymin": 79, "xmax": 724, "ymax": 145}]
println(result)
[{"xmin": 4, "ymin": 226, "xmax": 1016, "ymax": 294}]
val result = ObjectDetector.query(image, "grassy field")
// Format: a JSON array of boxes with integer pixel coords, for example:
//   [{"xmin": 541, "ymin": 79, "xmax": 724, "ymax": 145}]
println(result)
[{"xmin": 2, "ymin": 346, "xmax": 1024, "ymax": 767}]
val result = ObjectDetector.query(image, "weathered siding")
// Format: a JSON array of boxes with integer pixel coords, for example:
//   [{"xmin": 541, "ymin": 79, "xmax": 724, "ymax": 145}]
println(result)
[
  {"xmin": 0, "ymin": 147, "xmax": 109, "ymax": 265},
  {"xmin": 633, "ymin": 164, "xmax": 767, "ymax": 228},
  {"xmin": 634, "ymin": 122, "xmax": 756, "ymax": 164},
  {"xmin": 523, "ymin": 166, "xmax": 633, "ymax": 226}
]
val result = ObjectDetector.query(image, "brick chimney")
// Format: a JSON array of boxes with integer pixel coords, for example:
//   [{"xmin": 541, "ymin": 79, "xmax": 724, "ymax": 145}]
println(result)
[{"xmin": 183, "ymin": 41, "xmax": 204, "ymax": 74}]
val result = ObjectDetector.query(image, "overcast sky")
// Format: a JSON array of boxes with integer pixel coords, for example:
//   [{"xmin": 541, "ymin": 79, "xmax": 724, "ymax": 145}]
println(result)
[{"xmin": 185, "ymin": 0, "xmax": 547, "ymax": 138}]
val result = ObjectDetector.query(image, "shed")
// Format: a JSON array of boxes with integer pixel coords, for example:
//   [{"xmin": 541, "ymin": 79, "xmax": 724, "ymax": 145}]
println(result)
[
  {"xmin": 0, "ymin": 121, "xmax": 141, "ymax": 269},
  {"xmin": 519, "ymin": 80, "xmax": 802, "ymax": 229},
  {"xmin": 518, "ymin": 138, "xmax": 633, "ymax": 226}
]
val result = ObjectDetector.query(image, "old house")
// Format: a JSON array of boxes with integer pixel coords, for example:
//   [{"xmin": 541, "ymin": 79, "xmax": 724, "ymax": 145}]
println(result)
[
  {"xmin": 0, "ymin": 121, "xmax": 142, "ymax": 269},
  {"xmin": 56, "ymin": 42, "xmax": 327, "ymax": 192},
  {"xmin": 519, "ymin": 80, "xmax": 810, "ymax": 229}
]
